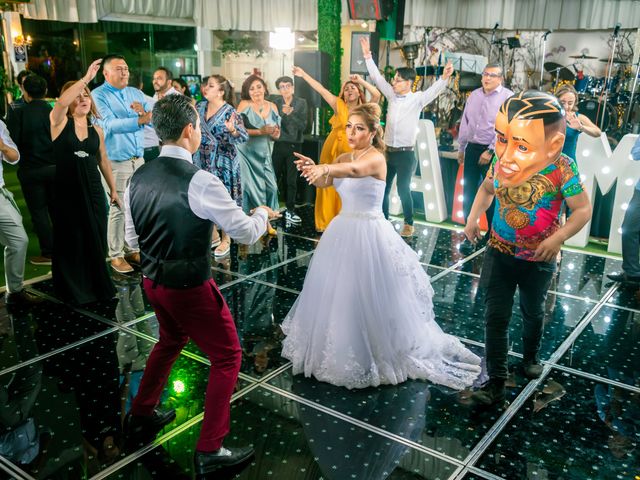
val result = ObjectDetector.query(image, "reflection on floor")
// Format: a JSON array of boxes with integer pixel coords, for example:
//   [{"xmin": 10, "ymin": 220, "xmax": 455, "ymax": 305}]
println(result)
[{"xmin": 0, "ymin": 211, "xmax": 638, "ymax": 479}]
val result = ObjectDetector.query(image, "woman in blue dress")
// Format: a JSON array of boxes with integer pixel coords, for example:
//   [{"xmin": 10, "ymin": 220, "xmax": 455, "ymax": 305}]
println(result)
[
  {"xmin": 193, "ymin": 74, "xmax": 248, "ymax": 256},
  {"xmin": 236, "ymin": 75, "xmax": 281, "ymax": 236},
  {"xmin": 556, "ymin": 84, "xmax": 601, "ymax": 159}
]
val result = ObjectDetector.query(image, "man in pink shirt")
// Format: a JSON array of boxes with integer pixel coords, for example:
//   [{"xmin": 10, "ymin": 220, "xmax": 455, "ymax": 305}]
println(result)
[{"xmin": 458, "ymin": 64, "xmax": 513, "ymax": 251}]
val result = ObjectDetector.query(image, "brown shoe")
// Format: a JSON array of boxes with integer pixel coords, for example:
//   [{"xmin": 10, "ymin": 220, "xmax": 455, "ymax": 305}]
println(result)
[
  {"xmin": 400, "ymin": 224, "xmax": 415, "ymax": 237},
  {"xmin": 5, "ymin": 289, "xmax": 44, "ymax": 305},
  {"xmin": 111, "ymin": 257, "xmax": 134, "ymax": 274},
  {"xmin": 30, "ymin": 255, "xmax": 52, "ymax": 266},
  {"xmin": 125, "ymin": 252, "xmax": 141, "ymax": 266}
]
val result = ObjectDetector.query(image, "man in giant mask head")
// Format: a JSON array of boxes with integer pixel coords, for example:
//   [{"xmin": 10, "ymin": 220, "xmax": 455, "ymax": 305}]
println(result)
[{"xmin": 464, "ymin": 90, "xmax": 591, "ymax": 406}]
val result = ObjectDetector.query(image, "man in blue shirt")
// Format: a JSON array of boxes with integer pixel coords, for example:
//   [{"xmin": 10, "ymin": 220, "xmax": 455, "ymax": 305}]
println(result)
[
  {"xmin": 93, "ymin": 55, "xmax": 153, "ymax": 274},
  {"xmin": 608, "ymin": 135, "xmax": 640, "ymax": 284}
]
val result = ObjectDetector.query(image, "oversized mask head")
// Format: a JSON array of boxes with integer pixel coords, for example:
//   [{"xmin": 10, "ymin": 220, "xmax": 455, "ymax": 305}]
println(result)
[{"xmin": 494, "ymin": 90, "xmax": 566, "ymax": 187}]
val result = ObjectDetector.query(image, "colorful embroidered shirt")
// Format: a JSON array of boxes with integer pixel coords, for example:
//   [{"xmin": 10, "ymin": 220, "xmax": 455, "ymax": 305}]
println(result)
[{"xmin": 487, "ymin": 153, "xmax": 584, "ymax": 261}]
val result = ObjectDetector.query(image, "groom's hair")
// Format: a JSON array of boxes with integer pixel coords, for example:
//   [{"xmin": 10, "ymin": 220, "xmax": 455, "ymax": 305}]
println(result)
[{"xmin": 152, "ymin": 94, "xmax": 198, "ymax": 143}]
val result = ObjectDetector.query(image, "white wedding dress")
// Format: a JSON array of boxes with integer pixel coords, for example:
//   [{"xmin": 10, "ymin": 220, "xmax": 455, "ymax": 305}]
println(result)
[{"xmin": 281, "ymin": 176, "xmax": 482, "ymax": 390}]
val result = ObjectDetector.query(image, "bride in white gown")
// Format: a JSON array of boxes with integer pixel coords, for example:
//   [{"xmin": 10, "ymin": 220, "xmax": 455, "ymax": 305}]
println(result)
[{"xmin": 281, "ymin": 103, "xmax": 481, "ymax": 390}]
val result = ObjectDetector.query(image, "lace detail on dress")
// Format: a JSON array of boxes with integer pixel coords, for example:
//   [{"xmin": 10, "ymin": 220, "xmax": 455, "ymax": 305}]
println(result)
[{"xmin": 281, "ymin": 176, "xmax": 482, "ymax": 390}]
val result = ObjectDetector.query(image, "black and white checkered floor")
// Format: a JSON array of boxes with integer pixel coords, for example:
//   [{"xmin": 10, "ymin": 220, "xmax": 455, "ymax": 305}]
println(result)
[{"xmin": 0, "ymin": 210, "xmax": 638, "ymax": 479}]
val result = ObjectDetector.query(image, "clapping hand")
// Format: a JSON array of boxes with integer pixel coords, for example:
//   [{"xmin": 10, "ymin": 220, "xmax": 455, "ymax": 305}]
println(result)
[
  {"xmin": 224, "ymin": 112, "xmax": 237, "ymax": 132},
  {"xmin": 349, "ymin": 74, "xmax": 364, "ymax": 84},
  {"xmin": 566, "ymin": 111, "xmax": 582, "ymax": 130},
  {"xmin": 130, "ymin": 101, "xmax": 145, "ymax": 115},
  {"xmin": 270, "ymin": 126, "xmax": 281, "ymax": 140}
]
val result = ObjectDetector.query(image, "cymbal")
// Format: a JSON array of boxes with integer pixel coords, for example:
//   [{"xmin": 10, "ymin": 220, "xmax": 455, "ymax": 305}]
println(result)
[
  {"xmin": 543, "ymin": 62, "xmax": 575, "ymax": 81},
  {"xmin": 599, "ymin": 58, "xmax": 628, "ymax": 64},
  {"xmin": 569, "ymin": 54, "xmax": 597, "ymax": 59}
]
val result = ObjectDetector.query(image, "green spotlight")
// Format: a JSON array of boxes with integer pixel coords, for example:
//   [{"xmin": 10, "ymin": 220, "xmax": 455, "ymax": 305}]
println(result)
[{"xmin": 173, "ymin": 380, "xmax": 185, "ymax": 394}]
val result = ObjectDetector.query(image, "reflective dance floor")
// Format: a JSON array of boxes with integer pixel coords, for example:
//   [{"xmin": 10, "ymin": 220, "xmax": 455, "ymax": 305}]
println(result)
[{"xmin": 1, "ymin": 211, "xmax": 638, "ymax": 479}]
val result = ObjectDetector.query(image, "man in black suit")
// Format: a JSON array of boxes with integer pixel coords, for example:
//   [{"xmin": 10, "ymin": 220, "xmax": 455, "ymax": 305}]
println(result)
[{"xmin": 6, "ymin": 74, "xmax": 54, "ymax": 266}]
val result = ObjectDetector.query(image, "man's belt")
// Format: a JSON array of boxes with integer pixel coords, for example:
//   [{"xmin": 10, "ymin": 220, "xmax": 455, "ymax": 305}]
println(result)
[{"xmin": 386, "ymin": 146, "xmax": 414, "ymax": 152}]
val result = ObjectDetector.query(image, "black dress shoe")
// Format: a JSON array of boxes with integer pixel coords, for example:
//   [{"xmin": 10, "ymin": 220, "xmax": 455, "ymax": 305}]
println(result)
[
  {"xmin": 523, "ymin": 361, "xmax": 543, "ymax": 379},
  {"xmin": 194, "ymin": 446, "xmax": 255, "ymax": 475},
  {"xmin": 5, "ymin": 290, "xmax": 44, "ymax": 306},
  {"xmin": 607, "ymin": 272, "xmax": 640, "ymax": 284},
  {"xmin": 471, "ymin": 379, "xmax": 507, "ymax": 407},
  {"xmin": 124, "ymin": 408, "xmax": 176, "ymax": 442}
]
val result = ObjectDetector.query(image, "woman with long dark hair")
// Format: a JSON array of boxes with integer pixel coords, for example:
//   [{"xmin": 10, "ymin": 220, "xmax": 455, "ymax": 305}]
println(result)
[{"xmin": 193, "ymin": 74, "xmax": 248, "ymax": 256}]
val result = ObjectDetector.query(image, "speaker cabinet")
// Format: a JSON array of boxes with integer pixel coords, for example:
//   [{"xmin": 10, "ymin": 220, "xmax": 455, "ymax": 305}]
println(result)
[
  {"xmin": 293, "ymin": 51, "xmax": 330, "ymax": 109},
  {"xmin": 350, "ymin": 31, "xmax": 379, "ymax": 74}
]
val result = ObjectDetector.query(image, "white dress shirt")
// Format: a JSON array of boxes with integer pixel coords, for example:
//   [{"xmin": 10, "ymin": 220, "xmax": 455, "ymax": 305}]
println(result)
[
  {"xmin": 0, "ymin": 120, "xmax": 19, "ymax": 188},
  {"xmin": 365, "ymin": 57, "xmax": 447, "ymax": 148},
  {"xmin": 124, "ymin": 144, "xmax": 268, "ymax": 250}
]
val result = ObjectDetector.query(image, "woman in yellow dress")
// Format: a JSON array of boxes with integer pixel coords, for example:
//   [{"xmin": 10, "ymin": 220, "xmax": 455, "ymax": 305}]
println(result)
[{"xmin": 292, "ymin": 67, "xmax": 381, "ymax": 231}]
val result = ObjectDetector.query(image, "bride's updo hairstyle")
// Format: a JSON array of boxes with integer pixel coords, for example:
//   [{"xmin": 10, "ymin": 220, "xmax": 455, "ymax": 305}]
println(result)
[{"xmin": 349, "ymin": 103, "xmax": 385, "ymax": 152}]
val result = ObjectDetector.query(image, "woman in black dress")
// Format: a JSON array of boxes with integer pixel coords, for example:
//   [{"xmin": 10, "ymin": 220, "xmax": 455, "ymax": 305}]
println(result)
[{"xmin": 50, "ymin": 59, "xmax": 119, "ymax": 304}]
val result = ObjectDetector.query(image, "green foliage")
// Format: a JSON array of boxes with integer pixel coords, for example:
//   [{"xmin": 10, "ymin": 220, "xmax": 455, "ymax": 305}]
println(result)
[
  {"xmin": 220, "ymin": 35, "xmax": 266, "ymax": 58},
  {"xmin": 317, "ymin": 0, "xmax": 342, "ymax": 135}
]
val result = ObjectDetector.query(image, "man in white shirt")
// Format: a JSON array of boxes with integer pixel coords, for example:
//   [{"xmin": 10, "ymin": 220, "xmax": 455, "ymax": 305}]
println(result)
[
  {"xmin": 0, "ymin": 120, "xmax": 42, "ymax": 305},
  {"xmin": 142, "ymin": 66, "xmax": 179, "ymax": 162},
  {"xmin": 362, "ymin": 37, "xmax": 454, "ymax": 237},
  {"xmin": 123, "ymin": 94, "xmax": 279, "ymax": 475}
]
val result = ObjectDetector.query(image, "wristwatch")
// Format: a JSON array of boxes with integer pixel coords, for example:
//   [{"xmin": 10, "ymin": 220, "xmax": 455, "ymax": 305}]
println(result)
[{"xmin": 486, "ymin": 148, "xmax": 495, "ymax": 156}]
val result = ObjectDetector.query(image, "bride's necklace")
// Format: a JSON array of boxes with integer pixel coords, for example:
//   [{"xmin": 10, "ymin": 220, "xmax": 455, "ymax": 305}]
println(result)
[{"xmin": 351, "ymin": 145, "xmax": 373, "ymax": 162}]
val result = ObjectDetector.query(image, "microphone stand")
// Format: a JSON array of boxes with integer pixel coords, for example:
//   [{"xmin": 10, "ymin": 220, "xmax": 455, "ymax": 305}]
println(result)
[
  {"xmin": 489, "ymin": 23, "xmax": 499, "ymax": 63},
  {"xmin": 600, "ymin": 24, "xmax": 621, "ymax": 130},
  {"xmin": 539, "ymin": 30, "xmax": 552, "ymax": 89},
  {"xmin": 624, "ymin": 61, "xmax": 640, "ymax": 129}
]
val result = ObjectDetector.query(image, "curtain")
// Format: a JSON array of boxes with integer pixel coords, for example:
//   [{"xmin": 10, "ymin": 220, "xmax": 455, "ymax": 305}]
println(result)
[
  {"xmin": 404, "ymin": 0, "xmax": 640, "ymax": 30},
  {"xmin": 22, "ymin": 0, "xmax": 99, "ymax": 23},
  {"xmin": 194, "ymin": 0, "xmax": 317, "ymax": 31},
  {"xmin": 96, "ymin": 0, "xmax": 196, "ymax": 21}
]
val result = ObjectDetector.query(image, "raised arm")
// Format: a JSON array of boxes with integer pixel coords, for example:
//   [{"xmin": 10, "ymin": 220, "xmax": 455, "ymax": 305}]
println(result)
[
  {"xmin": 51, "ymin": 58, "xmax": 102, "ymax": 140},
  {"xmin": 350, "ymin": 74, "xmax": 381, "ymax": 104},
  {"xmin": 292, "ymin": 65, "xmax": 338, "ymax": 111},
  {"xmin": 360, "ymin": 37, "xmax": 394, "ymax": 99}
]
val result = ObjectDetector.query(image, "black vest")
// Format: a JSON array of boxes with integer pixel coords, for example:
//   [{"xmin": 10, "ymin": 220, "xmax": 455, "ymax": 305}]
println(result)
[{"xmin": 129, "ymin": 156, "xmax": 213, "ymax": 288}]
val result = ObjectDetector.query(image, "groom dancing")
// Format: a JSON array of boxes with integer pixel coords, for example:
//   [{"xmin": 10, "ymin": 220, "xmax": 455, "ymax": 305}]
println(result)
[
  {"xmin": 464, "ymin": 91, "xmax": 591, "ymax": 406},
  {"xmin": 123, "ymin": 94, "xmax": 279, "ymax": 474}
]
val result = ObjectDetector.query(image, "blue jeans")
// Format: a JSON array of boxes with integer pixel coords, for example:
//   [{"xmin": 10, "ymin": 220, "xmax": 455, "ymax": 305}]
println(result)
[
  {"xmin": 621, "ymin": 188, "xmax": 640, "ymax": 277},
  {"xmin": 480, "ymin": 247, "xmax": 556, "ymax": 380},
  {"xmin": 382, "ymin": 150, "xmax": 417, "ymax": 225}
]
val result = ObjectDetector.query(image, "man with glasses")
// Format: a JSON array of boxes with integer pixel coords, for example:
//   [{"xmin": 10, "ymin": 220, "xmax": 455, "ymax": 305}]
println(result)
[
  {"xmin": 361, "ymin": 37, "xmax": 453, "ymax": 237},
  {"xmin": 93, "ymin": 54, "xmax": 153, "ymax": 274},
  {"xmin": 273, "ymin": 76, "xmax": 308, "ymax": 224},
  {"xmin": 458, "ymin": 63, "xmax": 513, "ymax": 252}
]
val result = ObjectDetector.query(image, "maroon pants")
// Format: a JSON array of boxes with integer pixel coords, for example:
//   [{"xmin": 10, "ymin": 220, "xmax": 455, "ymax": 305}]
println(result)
[{"xmin": 131, "ymin": 278, "xmax": 242, "ymax": 452}]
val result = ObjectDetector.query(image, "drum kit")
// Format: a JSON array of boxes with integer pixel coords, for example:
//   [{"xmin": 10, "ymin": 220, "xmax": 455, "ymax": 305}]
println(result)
[{"xmin": 545, "ymin": 53, "xmax": 640, "ymax": 135}]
